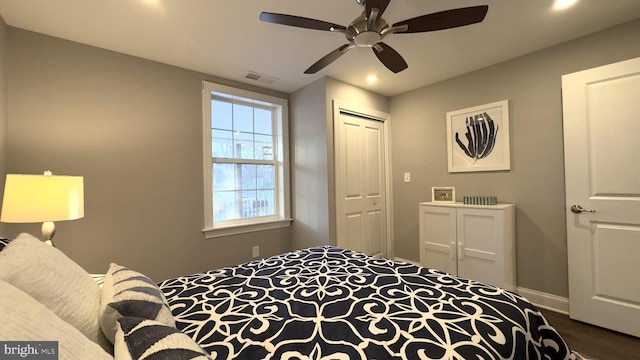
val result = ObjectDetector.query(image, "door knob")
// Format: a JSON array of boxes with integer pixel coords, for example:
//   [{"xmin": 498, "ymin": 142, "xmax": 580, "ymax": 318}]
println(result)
[{"xmin": 570, "ymin": 205, "xmax": 596, "ymax": 214}]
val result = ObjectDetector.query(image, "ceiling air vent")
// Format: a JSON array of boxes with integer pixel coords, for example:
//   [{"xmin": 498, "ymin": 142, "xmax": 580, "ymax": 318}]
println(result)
[{"xmin": 245, "ymin": 71, "xmax": 277, "ymax": 85}]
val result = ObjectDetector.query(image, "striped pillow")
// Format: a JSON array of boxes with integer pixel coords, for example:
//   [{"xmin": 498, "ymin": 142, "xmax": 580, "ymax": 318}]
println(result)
[
  {"xmin": 100, "ymin": 263, "xmax": 175, "ymax": 344},
  {"xmin": 115, "ymin": 317, "xmax": 211, "ymax": 360},
  {"xmin": 0, "ymin": 237, "xmax": 11, "ymax": 252}
]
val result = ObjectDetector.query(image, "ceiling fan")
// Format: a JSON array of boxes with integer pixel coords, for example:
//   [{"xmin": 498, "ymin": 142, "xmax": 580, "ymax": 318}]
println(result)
[{"xmin": 260, "ymin": 0, "xmax": 488, "ymax": 74}]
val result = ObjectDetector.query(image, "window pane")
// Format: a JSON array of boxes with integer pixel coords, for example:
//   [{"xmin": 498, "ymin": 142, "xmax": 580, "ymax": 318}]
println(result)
[
  {"xmin": 233, "ymin": 131, "xmax": 254, "ymax": 159},
  {"xmin": 213, "ymin": 164, "xmax": 276, "ymax": 221},
  {"xmin": 213, "ymin": 189, "xmax": 277, "ymax": 220},
  {"xmin": 213, "ymin": 191, "xmax": 236, "ymax": 221},
  {"xmin": 255, "ymin": 134, "xmax": 273, "ymax": 160},
  {"xmin": 257, "ymin": 190, "xmax": 275, "ymax": 216},
  {"xmin": 241, "ymin": 190, "xmax": 258, "ymax": 218},
  {"xmin": 211, "ymin": 100, "xmax": 232, "ymax": 130},
  {"xmin": 239, "ymin": 164, "xmax": 256, "ymax": 191},
  {"xmin": 254, "ymin": 108, "xmax": 272, "ymax": 135},
  {"xmin": 213, "ymin": 163, "xmax": 235, "ymax": 191},
  {"xmin": 257, "ymin": 165, "xmax": 274, "ymax": 190},
  {"xmin": 212, "ymin": 129, "xmax": 233, "ymax": 158},
  {"xmin": 233, "ymin": 104, "xmax": 253, "ymax": 133}
]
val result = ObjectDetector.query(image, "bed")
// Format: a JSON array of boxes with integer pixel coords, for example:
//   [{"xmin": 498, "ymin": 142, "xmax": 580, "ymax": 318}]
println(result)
[
  {"xmin": 0, "ymin": 235, "xmax": 584, "ymax": 360},
  {"xmin": 158, "ymin": 245, "xmax": 584, "ymax": 360}
]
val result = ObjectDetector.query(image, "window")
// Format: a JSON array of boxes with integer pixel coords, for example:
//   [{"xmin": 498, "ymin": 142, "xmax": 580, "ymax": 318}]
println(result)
[{"xmin": 202, "ymin": 81, "xmax": 291, "ymax": 238}]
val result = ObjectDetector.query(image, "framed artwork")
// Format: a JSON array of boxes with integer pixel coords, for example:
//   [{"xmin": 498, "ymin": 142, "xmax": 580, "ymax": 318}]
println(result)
[
  {"xmin": 432, "ymin": 187, "xmax": 455, "ymax": 203},
  {"xmin": 446, "ymin": 100, "xmax": 510, "ymax": 173}
]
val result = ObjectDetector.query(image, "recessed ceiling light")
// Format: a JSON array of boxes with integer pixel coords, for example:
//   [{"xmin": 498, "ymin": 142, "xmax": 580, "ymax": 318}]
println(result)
[
  {"xmin": 366, "ymin": 75, "xmax": 378, "ymax": 84},
  {"xmin": 553, "ymin": 0, "xmax": 578, "ymax": 10},
  {"xmin": 139, "ymin": 0, "xmax": 165, "ymax": 13}
]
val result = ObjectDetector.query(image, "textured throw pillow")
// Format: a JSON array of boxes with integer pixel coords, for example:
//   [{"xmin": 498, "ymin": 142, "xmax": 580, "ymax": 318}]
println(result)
[
  {"xmin": 0, "ymin": 280, "xmax": 114, "ymax": 360},
  {"xmin": 115, "ymin": 317, "xmax": 211, "ymax": 360},
  {"xmin": 0, "ymin": 237, "xmax": 10, "ymax": 251},
  {"xmin": 0, "ymin": 233, "xmax": 112, "ymax": 353},
  {"xmin": 100, "ymin": 263, "xmax": 176, "ymax": 344}
]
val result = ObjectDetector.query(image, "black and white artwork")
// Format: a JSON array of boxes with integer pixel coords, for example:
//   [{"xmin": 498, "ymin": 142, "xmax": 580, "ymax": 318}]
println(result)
[{"xmin": 446, "ymin": 100, "xmax": 510, "ymax": 172}]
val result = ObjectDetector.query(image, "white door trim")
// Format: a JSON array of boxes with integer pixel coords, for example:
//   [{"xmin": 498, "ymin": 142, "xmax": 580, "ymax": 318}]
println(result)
[{"xmin": 332, "ymin": 100, "xmax": 395, "ymax": 259}]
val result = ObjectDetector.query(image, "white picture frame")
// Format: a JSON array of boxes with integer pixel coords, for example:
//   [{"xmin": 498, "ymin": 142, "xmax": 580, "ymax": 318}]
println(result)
[
  {"xmin": 432, "ymin": 187, "xmax": 456, "ymax": 203},
  {"xmin": 446, "ymin": 100, "xmax": 510, "ymax": 173}
]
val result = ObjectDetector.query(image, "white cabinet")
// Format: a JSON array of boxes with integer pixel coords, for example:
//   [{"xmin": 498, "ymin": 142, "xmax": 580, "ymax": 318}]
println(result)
[{"xmin": 419, "ymin": 202, "xmax": 516, "ymax": 291}]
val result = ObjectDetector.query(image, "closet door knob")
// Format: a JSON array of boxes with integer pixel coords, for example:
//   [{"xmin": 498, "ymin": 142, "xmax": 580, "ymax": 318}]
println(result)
[{"xmin": 570, "ymin": 205, "xmax": 596, "ymax": 214}]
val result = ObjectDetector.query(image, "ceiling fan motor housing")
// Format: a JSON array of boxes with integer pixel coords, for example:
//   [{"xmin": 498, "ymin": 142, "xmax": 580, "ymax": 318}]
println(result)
[{"xmin": 347, "ymin": 13, "xmax": 388, "ymax": 47}]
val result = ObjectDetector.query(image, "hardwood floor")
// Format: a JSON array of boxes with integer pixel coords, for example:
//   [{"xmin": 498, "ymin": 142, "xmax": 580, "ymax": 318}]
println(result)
[{"xmin": 540, "ymin": 309, "xmax": 640, "ymax": 360}]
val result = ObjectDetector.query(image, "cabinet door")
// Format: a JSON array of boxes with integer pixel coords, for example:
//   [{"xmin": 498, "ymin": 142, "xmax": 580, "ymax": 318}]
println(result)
[
  {"xmin": 456, "ymin": 208, "xmax": 504, "ymax": 287},
  {"xmin": 419, "ymin": 205, "xmax": 457, "ymax": 275}
]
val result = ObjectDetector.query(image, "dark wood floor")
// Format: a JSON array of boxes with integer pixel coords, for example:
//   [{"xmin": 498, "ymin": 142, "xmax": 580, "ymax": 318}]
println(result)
[{"xmin": 540, "ymin": 309, "xmax": 640, "ymax": 360}]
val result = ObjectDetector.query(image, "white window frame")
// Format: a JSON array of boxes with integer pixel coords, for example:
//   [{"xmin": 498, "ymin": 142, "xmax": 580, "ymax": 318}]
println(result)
[{"xmin": 202, "ymin": 81, "xmax": 291, "ymax": 239}]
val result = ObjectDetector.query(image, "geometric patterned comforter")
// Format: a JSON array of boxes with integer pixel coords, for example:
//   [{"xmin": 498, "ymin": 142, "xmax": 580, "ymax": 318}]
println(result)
[{"xmin": 158, "ymin": 246, "xmax": 582, "ymax": 360}]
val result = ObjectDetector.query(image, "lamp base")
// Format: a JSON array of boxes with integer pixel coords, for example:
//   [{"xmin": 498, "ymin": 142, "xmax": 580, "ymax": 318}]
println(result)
[{"xmin": 41, "ymin": 221, "xmax": 56, "ymax": 247}]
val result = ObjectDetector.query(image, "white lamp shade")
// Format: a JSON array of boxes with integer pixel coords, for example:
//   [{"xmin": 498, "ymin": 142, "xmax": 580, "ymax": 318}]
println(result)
[{"xmin": 0, "ymin": 174, "xmax": 84, "ymax": 223}]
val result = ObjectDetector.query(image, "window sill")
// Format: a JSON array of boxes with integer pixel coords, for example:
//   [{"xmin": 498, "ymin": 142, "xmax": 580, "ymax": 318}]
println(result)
[{"xmin": 203, "ymin": 218, "xmax": 293, "ymax": 239}]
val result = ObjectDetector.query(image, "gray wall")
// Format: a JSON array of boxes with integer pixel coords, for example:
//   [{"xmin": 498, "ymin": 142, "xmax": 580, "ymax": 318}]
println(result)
[
  {"xmin": 290, "ymin": 77, "xmax": 389, "ymax": 250},
  {"xmin": 4, "ymin": 17, "xmax": 640, "ymax": 298},
  {"xmin": 290, "ymin": 78, "xmax": 331, "ymax": 249},
  {"xmin": 4, "ymin": 28, "xmax": 291, "ymax": 281},
  {"xmin": 0, "ymin": 15, "xmax": 7, "ymax": 236},
  {"xmin": 390, "ymin": 19, "xmax": 640, "ymax": 297}
]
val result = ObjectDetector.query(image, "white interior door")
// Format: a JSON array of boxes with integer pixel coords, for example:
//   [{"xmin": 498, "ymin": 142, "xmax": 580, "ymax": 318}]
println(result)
[
  {"xmin": 334, "ymin": 104, "xmax": 389, "ymax": 257},
  {"xmin": 562, "ymin": 57, "xmax": 640, "ymax": 337}
]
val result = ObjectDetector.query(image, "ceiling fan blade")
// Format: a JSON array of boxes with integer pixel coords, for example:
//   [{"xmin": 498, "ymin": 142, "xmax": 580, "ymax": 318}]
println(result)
[
  {"xmin": 366, "ymin": 0, "xmax": 391, "ymax": 19},
  {"xmin": 392, "ymin": 5, "xmax": 489, "ymax": 34},
  {"xmin": 304, "ymin": 44, "xmax": 354, "ymax": 74},
  {"xmin": 372, "ymin": 42, "xmax": 408, "ymax": 73},
  {"xmin": 260, "ymin": 12, "xmax": 346, "ymax": 32}
]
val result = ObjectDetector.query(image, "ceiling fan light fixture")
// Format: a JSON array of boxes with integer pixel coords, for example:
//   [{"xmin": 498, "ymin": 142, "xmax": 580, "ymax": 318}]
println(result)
[{"xmin": 354, "ymin": 31, "xmax": 381, "ymax": 47}]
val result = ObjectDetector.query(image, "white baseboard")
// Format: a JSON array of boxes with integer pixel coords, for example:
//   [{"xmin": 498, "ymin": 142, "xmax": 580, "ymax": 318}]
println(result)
[
  {"xmin": 394, "ymin": 257, "xmax": 421, "ymax": 266},
  {"xmin": 393, "ymin": 259, "xmax": 570, "ymax": 315},
  {"xmin": 517, "ymin": 287, "xmax": 569, "ymax": 315}
]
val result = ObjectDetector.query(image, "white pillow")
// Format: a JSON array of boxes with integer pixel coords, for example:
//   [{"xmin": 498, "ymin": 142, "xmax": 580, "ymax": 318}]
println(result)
[
  {"xmin": 0, "ymin": 279, "xmax": 113, "ymax": 360},
  {"xmin": 100, "ymin": 263, "xmax": 175, "ymax": 344},
  {"xmin": 0, "ymin": 233, "xmax": 112, "ymax": 353},
  {"xmin": 115, "ymin": 317, "xmax": 211, "ymax": 360}
]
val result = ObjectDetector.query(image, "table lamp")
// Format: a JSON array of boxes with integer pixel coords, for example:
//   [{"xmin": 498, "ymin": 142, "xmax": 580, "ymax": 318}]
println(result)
[{"xmin": 0, "ymin": 171, "xmax": 84, "ymax": 246}]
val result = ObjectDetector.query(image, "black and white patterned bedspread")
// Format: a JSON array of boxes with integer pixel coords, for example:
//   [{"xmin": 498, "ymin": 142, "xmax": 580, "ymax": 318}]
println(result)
[{"xmin": 158, "ymin": 246, "xmax": 580, "ymax": 360}]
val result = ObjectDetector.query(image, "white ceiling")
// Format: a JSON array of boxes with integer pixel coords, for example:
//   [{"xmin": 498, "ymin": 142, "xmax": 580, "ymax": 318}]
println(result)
[{"xmin": 1, "ymin": 0, "xmax": 639, "ymax": 97}]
